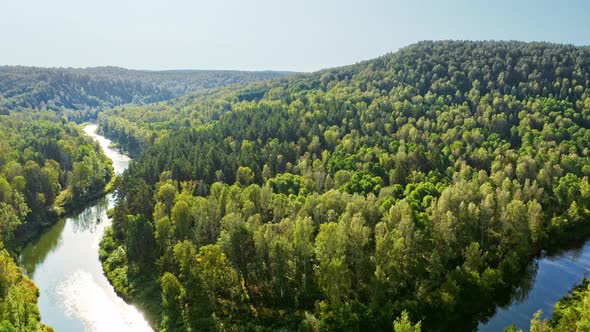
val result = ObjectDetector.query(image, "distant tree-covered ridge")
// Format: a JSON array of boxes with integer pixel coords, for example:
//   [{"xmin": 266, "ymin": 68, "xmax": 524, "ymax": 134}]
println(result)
[
  {"xmin": 97, "ymin": 40, "xmax": 590, "ymax": 331},
  {"xmin": 0, "ymin": 66, "xmax": 294, "ymax": 120}
]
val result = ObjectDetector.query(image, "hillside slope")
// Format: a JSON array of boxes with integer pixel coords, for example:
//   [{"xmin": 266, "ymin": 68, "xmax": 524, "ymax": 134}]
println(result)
[
  {"xmin": 0, "ymin": 66, "xmax": 293, "ymax": 119},
  {"xmin": 100, "ymin": 41, "xmax": 590, "ymax": 331}
]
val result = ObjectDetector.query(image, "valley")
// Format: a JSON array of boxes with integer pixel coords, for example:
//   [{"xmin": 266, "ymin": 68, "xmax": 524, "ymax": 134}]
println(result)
[{"xmin": 2, "ymin": 40, "xmax": 590, "ymax": 331}]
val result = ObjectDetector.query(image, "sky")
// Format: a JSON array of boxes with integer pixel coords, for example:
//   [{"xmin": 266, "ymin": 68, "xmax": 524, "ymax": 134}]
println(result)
[{"xmin": 0, "ymin": 0, "xmax": 589, "ymax": 72}]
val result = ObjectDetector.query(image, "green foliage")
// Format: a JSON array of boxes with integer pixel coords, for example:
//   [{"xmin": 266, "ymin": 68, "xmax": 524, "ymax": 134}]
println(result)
[
  {"xmin": 0, "ymin": 111, "xmax": 115, "ymax": 332},
  {"xmin": 268, "ymin": 173, "xmax": 302, "ymax": 195},
  {"xmin": 0, "ymin": 63, "xmax": 292, "ymax": 332},
  {"xmin": 342, "ymin": 170, "xmax": 384, "ymax": 195},
  {"xmin": 99, "ymin": 41, "xmax": 590, "ymax": 331},
  {"xmin": 125, "ymin": 214, "xmax": 155, "ymax": 268},
  {"xmin": 393, "ymin": 310, "xmax": 421, "ymax": 332},
  {"xmin": 545, "ymin": 278, "xmax": 590, "ymax": 332},
  {"xmin": 0, "ymin": 66, "xmax": 293, "ymax": 121},
  {"xmin": 0, "ymin": 249, "xmax": 51, "ymax": 331},
  {"xmin": 0, "ymin": 113, "xmax": 112, "ymax": 248}
]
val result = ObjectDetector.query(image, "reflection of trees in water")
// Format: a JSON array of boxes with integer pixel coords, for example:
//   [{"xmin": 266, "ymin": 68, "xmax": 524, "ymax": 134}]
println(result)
[
  {"xmin": 19, "ymin": 196, "xmax": 112, "ymax": 277},
  {"xmin": 474, "ymin": 259, "xmax": 539, "ymax": 329},
  {"xmin": 478, "ymin": 240, "xmax": 590, "ymax": 329},
  {"xmin": 562, "ymin": 242, "xmax": 587, "ymax": 262},
  {"xmin": 512, "ymin": 260, "xmax": 539, "ymax": 303},
  {"xmin": 71, "ymin": 197, "xmax": 109, "ymax": 233},
  {"xmin": 19, "ymin": 218, "xmax": 66, "ymax": 277},
  {"xmin": 545, "ymin": 238, "xmax": 588, "ymax": 258}
]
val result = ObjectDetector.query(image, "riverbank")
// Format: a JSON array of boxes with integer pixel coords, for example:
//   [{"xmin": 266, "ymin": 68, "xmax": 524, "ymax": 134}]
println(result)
[
  {"xmin": 53, "ymin": 178, "xmax": 115, "ymax": 216},
  {"xmin": 51, "ymin": 123, "xmax": 117, "ymax": 216},
  {"xmin": 12, "ymin": 124, "xmax": 115, "ymax": 253},
  {"xmin": 550, "ymin": 278, "xmax": 590, "ymax": 330},
  {"xmin": 99, "ymin": 227, "xmax": 162, "ymax": 330},
  {"xmin": 502, "ymin": 278, "xmax": 590, "ymax": 331},
  {"xmin": 19, "ymin": 124, "xmax": 153, "ymax": 331},
  {"xmin": 479, "ymin": 238, "xmax": 590, "ymax": 331},
  {"xmin": 14, "ymin": 143, "xmax": 113, "ymax": 255}
]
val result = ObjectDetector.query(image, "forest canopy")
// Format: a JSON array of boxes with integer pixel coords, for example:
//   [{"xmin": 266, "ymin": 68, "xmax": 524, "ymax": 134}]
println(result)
[
  {"xmin": 0, "ymin": 57, "xmax": 293, "ymax": 332},
  {"xmin": 0, "ymin": 110, "xmax": 113, "ymax": 331},
  {"xmin": 0, "ymin": 66, "xmax": 293, "ymax": 120},
  {"xmin": 97, "ymin": 41, "xmax": 590, "ymax": 331}
]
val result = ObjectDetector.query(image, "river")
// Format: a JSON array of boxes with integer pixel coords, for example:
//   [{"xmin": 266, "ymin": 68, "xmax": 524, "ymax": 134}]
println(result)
[
  {"xmin": 19, "ymin": 124, "xmax": 153, "ymax": 332},
  {"xmin": 478, "ymin": 241, "xmax": 590, "ymax": 331},
  {"xmin": 16, "ymin": 124, "xmax": 590, "ymax": 332}
]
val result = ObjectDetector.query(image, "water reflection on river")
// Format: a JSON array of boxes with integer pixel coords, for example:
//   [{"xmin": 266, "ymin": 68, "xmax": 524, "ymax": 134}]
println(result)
[
  {"xmin": 479, "ymin": 241, "xmax": 590, "ymax": 331},
  {"xmin": 19, "ymin": 124, "xmax": 152, "ymax": 332}
]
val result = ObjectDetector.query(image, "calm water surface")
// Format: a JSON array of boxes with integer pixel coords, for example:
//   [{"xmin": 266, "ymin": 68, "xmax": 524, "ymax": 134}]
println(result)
[
  {"xmin": 479, "ymin": 241, "xmax": 590, "ymax": 331},
  {"xmin": 19, "ymin": 124, "xmax": 152, "ymax": 332}
]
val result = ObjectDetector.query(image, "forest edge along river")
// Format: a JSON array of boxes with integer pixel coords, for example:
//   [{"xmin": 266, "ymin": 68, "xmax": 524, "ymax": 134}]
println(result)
[
  {"xmin": 18, "ymin": 124, "xmax": 153, "ymax": 332},
  {"xmin": 14, "ymin": 124, "xmax": 590, "ymax": 332},
  {"xmin": 478, "ymin": 240, "xmax": 590, "ymax": 331}
]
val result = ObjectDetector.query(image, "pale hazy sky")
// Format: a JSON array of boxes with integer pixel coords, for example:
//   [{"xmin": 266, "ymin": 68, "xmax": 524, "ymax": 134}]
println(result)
[{"xmin": 1, "ymin": 0, "xmax": 589, "ymax": 72}]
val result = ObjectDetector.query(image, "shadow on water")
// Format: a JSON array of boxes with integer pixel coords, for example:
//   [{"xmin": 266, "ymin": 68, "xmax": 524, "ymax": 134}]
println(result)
[
  {"xmin": 18, "ymin": 194, "xmax": 111, "ymax": 278},
  {"xmin": 477, "ymin": 238, "xmax": 590, "ymax": 331},
  {"xmin": 19, "ymin": 218, "xmax": 67, "ymax": 278},
  {"xmin": 500, "ymin": 260, "xmax": 539, "ymax": 308},
  {"xmin": 439, "ymin": 256, "xmax": 540, "ymax": 332}
]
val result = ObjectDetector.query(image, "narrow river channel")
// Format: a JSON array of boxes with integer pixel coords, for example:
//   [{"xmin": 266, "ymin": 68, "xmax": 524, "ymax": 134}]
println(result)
[
  {"xmin": 18, "ymin": 124, "xmax": 153, "ymax": 332},
  {"xmin": 479, "ymin": 241, "xmax": 590, "ymax": 331}
]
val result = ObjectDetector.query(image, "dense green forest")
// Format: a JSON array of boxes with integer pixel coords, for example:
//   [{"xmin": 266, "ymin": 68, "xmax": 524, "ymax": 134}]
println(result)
[
  {"xmin": 0, "ymin": 111, "xmax": 114, "ymax": 330},
  {"xmin": 0, "ymin": 64, "xmax": 292, "ymax": 332},
  {"xmin": 96, "ymin": 40, "xmax": 590, "ymax": 331},
  {"xmin": 0, "ymin": 112, "xmax": 113, "ymax": 246},
  {"xmin": 0, "ymin": 66, "xmax": 293, "ymax": 120}
]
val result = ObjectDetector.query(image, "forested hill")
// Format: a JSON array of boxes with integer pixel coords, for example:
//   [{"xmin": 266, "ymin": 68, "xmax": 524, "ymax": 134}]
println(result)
[
  {"xmin": 99, "ymin": 40, "xmax": 590, "ymax": 155},
  {"xmin": 0, "ymin": 65, "xmax": 293, "ymax": 119},
  {"xmin": 100, "ymin": 41, "xmax": 590, "ymax": 331}
]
